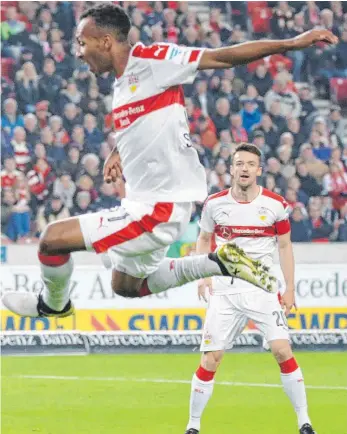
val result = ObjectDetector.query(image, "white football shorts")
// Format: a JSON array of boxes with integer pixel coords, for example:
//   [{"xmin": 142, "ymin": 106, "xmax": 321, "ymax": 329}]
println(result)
[
  {"xmin": 200, "ymin": 289, "xmax": 289, "ymax": 352},
  {"xmin": 79, "ymin": 199, "xmax": 192, "ymax": 278}
]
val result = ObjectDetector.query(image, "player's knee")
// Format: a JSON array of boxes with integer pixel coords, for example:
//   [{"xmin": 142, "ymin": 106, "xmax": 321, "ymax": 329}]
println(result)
[
  {"xmin": 111, "ymin": 281, "xmax": 140, "ymax": 298},
  {"xmin": 202, "ymin": 351, "xmax": 223, "ymax": 371},
  {"xmin": 39, "ymin": 223, "xmax": 63, "ymax": 256},
  {"xmin": 272, "ymin": 344, "xmax": 293, "ymax": 363}
]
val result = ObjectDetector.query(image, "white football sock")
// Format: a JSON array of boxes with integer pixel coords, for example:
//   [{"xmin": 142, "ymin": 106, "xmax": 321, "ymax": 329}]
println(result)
[
  {"xmin": 147, "ymin": 255, "xmax": 221, "ymax": 294},
  {"xmin": 40, "ymin": 256, "xmax": 74, "ymax": 311},
  {"xmin": 187, "ymin": 374, "xmax": 215, "ymax": 431},
  {"xmin": 281, "ymin": 367, "xmax": 311, "ymax": 428}
]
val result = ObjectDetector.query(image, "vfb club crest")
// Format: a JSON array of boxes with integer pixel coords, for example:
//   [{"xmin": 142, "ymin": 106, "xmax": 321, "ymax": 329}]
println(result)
[{"xmin": 128, "ymin": 73, "xmax": 139, "ymax": 93}]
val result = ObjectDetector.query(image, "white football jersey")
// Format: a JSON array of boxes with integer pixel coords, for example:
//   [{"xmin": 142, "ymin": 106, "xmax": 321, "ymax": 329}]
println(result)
[
  {"xmin": 112, "ymin": 42, "xmax": 207, "ymax": 203},
  {"xmin": 200, "ymin": 187, "xmax": 291, "ymax": 294}
]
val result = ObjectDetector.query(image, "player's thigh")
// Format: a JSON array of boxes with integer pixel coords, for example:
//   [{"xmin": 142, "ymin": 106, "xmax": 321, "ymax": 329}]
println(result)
[
  {"xmin": 111, "ymin": 246, "xmax": 168, "ymax": 295},
  {"xmin": 200, "ymin": 295, "xmax": 247, "ymax": 352},
  {"xmin": 39, "ymin": 216, "xmax": 86, "ymax": 255},
  {"xmin": 241, "ymin": 290, "xmax": 290, "ymax": 343}
]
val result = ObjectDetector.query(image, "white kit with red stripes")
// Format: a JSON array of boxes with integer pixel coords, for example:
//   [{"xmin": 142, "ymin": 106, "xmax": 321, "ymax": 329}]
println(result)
[
  {"xmin": 200, "ymin": 187, "xmax": 291, "ymax": 295},
  {"xmin": 112, "ymin": 42, "xmax": 207, "ymax": 203},
  {"xmin": 79, "ymin": 43, "xmax": 209, "ymax": 277}
]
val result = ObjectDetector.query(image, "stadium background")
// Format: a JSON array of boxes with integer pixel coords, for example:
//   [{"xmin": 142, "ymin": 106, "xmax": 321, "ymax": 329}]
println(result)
[{"xmin": 1, "ymin": 0, "xmax": 346, "ymax": 335}]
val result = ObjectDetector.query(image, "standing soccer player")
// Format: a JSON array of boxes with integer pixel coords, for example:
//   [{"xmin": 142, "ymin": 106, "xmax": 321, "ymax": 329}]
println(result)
[
  {"xmin": 3, "ymin": 3, "xmax": 337, "ymax": 319},
  {"xmin": 185, "ymin": 143, "xmax": 315, "ymax": 434}
]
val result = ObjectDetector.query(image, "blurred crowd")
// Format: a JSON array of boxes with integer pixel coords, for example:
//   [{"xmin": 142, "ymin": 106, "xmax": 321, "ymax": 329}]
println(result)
[{"xmin": 1, "ymin": 1, "xmax": 347, "ymax": 244}]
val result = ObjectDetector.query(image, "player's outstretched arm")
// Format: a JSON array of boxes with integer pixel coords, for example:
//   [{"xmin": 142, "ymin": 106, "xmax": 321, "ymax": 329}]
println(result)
[
  {"xmin": 198, "ymin": 29, "xmax": 338, "ymax": 70},
  {"xmin": 277, "ymin": 232, "xmax": 296, "ymax": 316}
]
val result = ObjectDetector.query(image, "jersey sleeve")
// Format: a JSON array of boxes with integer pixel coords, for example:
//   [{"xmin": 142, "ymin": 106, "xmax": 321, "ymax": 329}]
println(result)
[
  {"xmin": 274, "ymin": 199, "xmax": 291, "ymax": 235},
  {"xmin": 199, "ymin": 200, "xmax": 215, "ymax": 234},
  {"xmin": 132, "ymin": 43, "xmax": 205, "ymax": 89}
]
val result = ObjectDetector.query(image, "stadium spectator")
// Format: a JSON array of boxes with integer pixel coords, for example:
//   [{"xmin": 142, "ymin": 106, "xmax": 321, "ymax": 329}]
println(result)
[
  {"xmin": 23, "ymin": 113, "xmax": 40, "ymax": 146},
  {"xmin": 266, "ymin": 157, "xmax": 287, "ymax": 193},
  {"xmin": 1, "ymin": 188, "xmax": 31, "ymax": 242},
  {"xmin": 336, "ymin": 203, "xmax": 347, "ymax": 241},
  {"xmin": 39, "ymin": 58, "xmax": 63, "ymax": 110},
  {"xmin": 250, "ymin": 64, "xmax": 273, "ymax": 98},
  {"xmin": 328, "ymin": 105, "xmax": 347, "ymax": 145},
  {"xmin": 49, "ymin": 41, "xmax": 73, "ymax": 80},
  {"xmin": 296, "ymin": 143, "xmax": 329, "ymax": 181},
  {"xmin": 2, "ymin": 98, "xmax": 25, "ymax": 137},
  {"xmin": 307, "ymin": 201, "xmax": 333, "ymax": 242},
  {"xmin": 70, "ymin": 190, "xmax": 95, "ymax": 216},
  {"xmin": 290, "ymin": 205, "xmax": 311, "ymax": 242},
  {"xmin": 287, "ymin": 176, "xmax": 309, "ymax": 206},
  {"xmin": 10, "ymin": 127, "xmax": 32, "ymax": 171},
  {"xmin": 95, "ymin": 182, "xmax": 122, "ymax": 210},
  {"xmin": 1, "ymin": 157, "xmax": 21, "ymax": 189},
  {"xmin": 212, "ymin": 98, "xmax": 231, "ymax": 134},
  {"xmin": 15, "ymin": 62, "xmax": 40, "ymax": 114},
  {"xmin": 62, "ymin": 103, "xmax": 83, "ymax": 135},
  {"xmin": 209, "ymin": 159, "xmax": 231, "ymax": 193},
  {"xmin": 322, "ymin": 162, "xmax": 347, "ymax": 210},
  {"xmin": 264, "ymin": 173, "xmax": 282, "ymax": 195},
  {"xmin": 59, "ymin": 146, "xmax": 81, "ymax": 181},
  {"xmin": 265, "ymin": 74, "xmax": 302, "ymax": 119},
  {"xmin": 192, "ymin": 80, "xmax": 215, "ymax": 117},
  {"xmin": 36, "ymin": 195, "xmax": 70, "ymax": 233}
]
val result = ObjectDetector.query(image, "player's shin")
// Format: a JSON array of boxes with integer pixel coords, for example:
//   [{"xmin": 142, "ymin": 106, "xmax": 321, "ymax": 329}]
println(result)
[
  {"xmin": 186, "ymin": 365, "xmax": 216, "ymax": 431},
  {"xmin": 279, "ymin": 357, "xmax": 311, "ymax": 429},
  {"xmin": 39, "ymin": 253, "xmax": 74, "ymax": 311},
  {"xmin": 146, "ymin": 256, "xmax": 221, "ymax": 294}
]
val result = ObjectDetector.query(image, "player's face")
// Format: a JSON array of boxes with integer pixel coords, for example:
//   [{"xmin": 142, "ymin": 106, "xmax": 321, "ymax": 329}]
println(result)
[
  {"xmin": 75, "ymin": 18, "xmax": 113, "ymax": 75},
  {"xmin": 231, "ymin": 151, "xmax": 262, "ymax": 189}
]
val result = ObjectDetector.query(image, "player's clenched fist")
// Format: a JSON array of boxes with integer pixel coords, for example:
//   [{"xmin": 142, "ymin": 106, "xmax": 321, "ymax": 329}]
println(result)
[
  {"xmin": 198, "ymin": 278, "xmax": 213, "ymax": 302},
  {"xmin": 103, "ymin": 150, "xmax": 123, "ymax": 183}
]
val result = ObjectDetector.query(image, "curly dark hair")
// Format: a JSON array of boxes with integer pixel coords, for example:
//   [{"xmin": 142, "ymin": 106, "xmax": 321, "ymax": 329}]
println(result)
[{"xmin": 80, "ymin": 3, "xmax": 131, "ymax": 42}]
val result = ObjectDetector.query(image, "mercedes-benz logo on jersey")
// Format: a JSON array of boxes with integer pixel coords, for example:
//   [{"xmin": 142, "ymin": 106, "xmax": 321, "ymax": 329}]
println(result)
[{"xmin": 220, "ymin": 226, "xmax": 232, "ymax": 239}]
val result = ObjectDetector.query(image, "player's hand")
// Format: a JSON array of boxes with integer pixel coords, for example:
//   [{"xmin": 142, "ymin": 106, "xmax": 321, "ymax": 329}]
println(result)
[
  {"xmin": 198, "ymin": 278, "xmax": 212, "ymax": 303},
  {"xmin": 103, "ymin": 151, "xmax": 122, "ymax": 183},
  {"xmin": 291, "ymin": 29, "xmax": 339, "ymax": 50},
  {"xmin": 280, "ymin": 289, "xmax": 296, "ymax": 317}
]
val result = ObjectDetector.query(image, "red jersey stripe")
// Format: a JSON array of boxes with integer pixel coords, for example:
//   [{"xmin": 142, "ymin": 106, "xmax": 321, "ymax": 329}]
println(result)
[
  {"xmin": 188, "ymin": 49, "xmax": 201, "ymax": 63},
  {"xmin": 113, "ymin": 85, "xmax": 184, "ymax": 130},
  {"xmin": 262, "ymin": 188, "xmax": 288, "ymax": 209},
  {"xmin": 93, "ymin": 203, "xmax": 174, "ymax": 253}
]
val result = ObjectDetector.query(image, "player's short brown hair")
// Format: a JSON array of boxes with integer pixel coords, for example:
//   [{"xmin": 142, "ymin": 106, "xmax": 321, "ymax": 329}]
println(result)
[{"xmin": 232, "ymin": 142, "xmax": 262, "ymax": 162}]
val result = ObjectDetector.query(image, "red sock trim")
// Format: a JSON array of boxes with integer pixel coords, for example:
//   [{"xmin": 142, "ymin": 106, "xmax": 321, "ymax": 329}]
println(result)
[
  {"xmin": 38, "ymin": 253, "xmax": 70, "ymax": 267},
  {"xmin": 196, "ymin": 365, "xmax": 215, "ymax": 382},
  {"xmin": 138, "ymin": 279, "xmax": 152, "ymax": 297},
  {"xmin": 279, "ymin": 357, "xmax": 298, "ymax": 374}
]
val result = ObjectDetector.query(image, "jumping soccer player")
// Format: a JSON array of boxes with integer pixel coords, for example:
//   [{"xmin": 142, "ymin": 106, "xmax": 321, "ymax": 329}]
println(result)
[
  {"xmin": 184, "ymin": 144, "xmax": 315, "ymax": 434},
  {"xmin": 2, "ymin": 3, "xmax": 337, "ymax": 320}
]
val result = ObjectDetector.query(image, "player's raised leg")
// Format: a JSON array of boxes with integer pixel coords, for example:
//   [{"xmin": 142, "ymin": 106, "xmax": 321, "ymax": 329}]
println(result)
[
  {"xmin": 2, "ymin": 217, "xmax": 85, "ymax": 317},
  {"xmin": 270, "ymin": 340, "xmax": 316, "ymax": 434}
]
